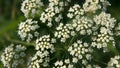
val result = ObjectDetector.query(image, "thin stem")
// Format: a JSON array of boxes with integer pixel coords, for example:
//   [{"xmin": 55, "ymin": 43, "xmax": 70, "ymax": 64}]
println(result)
[
  {"xmin": 68, "ymin": 32, "xmax": 79, "ymax": 46},
  {"xmin": 5, "ymin": 33, "xmax": 35, "ymax": 46},
  {"xmin": 94, "ymin": 59, "xmax": 107, "ymax": 65},
  {"xmin": 9, "ymin": 39, "xmax": 35, "ymax": 46}
]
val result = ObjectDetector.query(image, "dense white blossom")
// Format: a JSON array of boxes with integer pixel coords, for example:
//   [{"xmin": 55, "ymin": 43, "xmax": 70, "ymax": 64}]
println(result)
[
  {"xmin": 68, "ymin": 40, "xmax": 93, "ymax": 65},
  {"xmin": 18, "ymin": 19, "xmax": 39, "ymax": 42},
  {"xmin": 1, "ymin": 0, "xmax": 120, "ymax": 68},
  {"xmin": 67, "ymin": 4, "xmax": 84, "ymax": 19},
  {"xmin": 67, "ymin": 40, "xmax": 101, "ymax": 67},
  {"xmin": 53, "ymin": 59, "xmax": 74, "ymax": 68},
  {"xmin": 40, "ymin": 0, "xmax": 64, "ymax": 27},
  {"xmin": 67, "ymin": 5, "xmax": 94, "ymax": 35},
  {"xmin": 91, "ymin": 26, "xmax": 115, "ymax": 52},
  {"xmin": 54, "ymin": 23, "xmax": 73, "ymax": 42},
  {"xmin": 1, "ymin": 44, "xmax": 26, "ymax": 68},
  {"xmin": 83, "ymin": 0, "xmax": 101, "ymax": 13},
  {"xmin": 1, "ymin": 44, "xmax": 14, "ymax": 68},
  {"xmin": 93, "ymin": 12, "xmax": 116, "ymax": 29},
  {"xmin": 90, "ymin": 11, "xmax": 116, "ymax": 52},
  {"xmin": 83, "ymin": 0, "xmax": 111, "ymax": 13},
  {"xmin": 35, "ymin": 35, "xmax": 55, "ymax": 52},
  {"xmin": 72, "ymin": 16, "xmax": 93, "ymax": 35},
  {"xmin": 28, "ymin": 35, "xmax": 55, "ymax": 68},
  {"xmin": 21, "ymin": 0, "xmax": 44, "ymax": 17},
  {"xmin": 28, "ymin": 50, "xmax": 50, "ymax": 68},
  {"xmin": 107, "ymin": 56, "xmax": 120, "ymax": 68},
  {"xmin": 28, "ymin": 58, "xmax": 40, "ymax": 68}
]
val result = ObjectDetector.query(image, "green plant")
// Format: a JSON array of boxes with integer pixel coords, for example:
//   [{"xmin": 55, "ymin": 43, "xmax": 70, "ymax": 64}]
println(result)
[{"xmin": 1, "ymin": 0, "xmax": 120, "ymax": 68}]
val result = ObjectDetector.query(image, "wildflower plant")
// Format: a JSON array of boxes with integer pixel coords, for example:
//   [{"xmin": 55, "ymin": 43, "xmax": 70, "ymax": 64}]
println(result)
[{"xmin": 1, "ymin": 0, "xmax": 120, "ymax": 68}]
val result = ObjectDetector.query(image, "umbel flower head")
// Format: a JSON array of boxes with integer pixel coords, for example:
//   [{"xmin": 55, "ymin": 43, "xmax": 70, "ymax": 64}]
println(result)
[
  {"xmin": 21, "ymin": 0, "xmax": 44, "ymax": 17},
  {"xmin": 107, "ymin": 56, "xmax": 120, "ymax": 68},
  {"xmin": 1, "ymin": 0, "xmax": 120, "ymax": 68},
  {"xmin": 1, "ymin": 44, "xmax": 26, "ymax": 68},
  {"xmin": 18, "ymin": 19, "xmax": 39, "ymax": 42}
]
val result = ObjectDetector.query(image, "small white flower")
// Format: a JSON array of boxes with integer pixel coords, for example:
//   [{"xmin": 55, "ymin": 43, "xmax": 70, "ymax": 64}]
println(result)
[
  {"xmin": 68, "ymin": 40, "xmax": 92, "ymax": 66},
  {"xmin": 83, "ymin": 0, "xmax": 101, "ymax": 13},
  {"xmin": 72, "ymin": 57, "xmax": 78, "ymax": 63},
  {"xmin": 35, "ymin": 34, "xmax": 55, "ymax": 63},
  {"xmin": 54, "ymin": 58, "xmax": 73, "ymax": 68},
  {"xmin": 21, "ymin": 0, "xmax": 44, "ymax": 17},
  {"xmin": 93, "ymin": 12, "xmax": 116, "ymax": 29},
  {"xmin": 107, "ymin": 56, "xmax": 120, "ymax": 68},
  {"xmin": 54, "ymin": 23, "xmax": 72, "ymax": 42},
  {"xmin": 1, "ymin": 44, "xmax": 26, "ymax": 68},
  {"xmin": 67, "ymin": 13, "xmax": 73, "ymax": 18},
  {"xmin": 18, "ymin": 19, "xmax": 39, "ymax": 42}
]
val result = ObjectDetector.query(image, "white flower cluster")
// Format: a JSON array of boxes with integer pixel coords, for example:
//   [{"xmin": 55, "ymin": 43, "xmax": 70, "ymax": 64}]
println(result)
[
  {"xmin": 107, "ymin": 56, "xmax": 120, "ymax": 68},
  {"xmin": 92, "ymin": 34, "xmax": 113, "ymax": 49},
  {"xmin": 83, "ymin": 0, "xmax": 101, "ymax": 13},
  {"xmin": 67, "ymin": 4, "xmax": 93, "ymax": 35},
  {"xmin": 1, "ymin": 44, "xmax": 14, "ymax": 68},
  {"xmin": 67, "ymin": 4, "xmax": 84, "ymax": 19},
  {"xmin": 83, "ymin": 0, "xmax": 111, "ymax": 13},
  {"xmin": 93, "ymin": 12, "xmax": 116, "ymax": 29},
  {"xmin": 1, "ymin": 0, "xmax": 120, "ymax": 68},
  {"xmin": 11, "ymin": 45, "xmax": 26, "ymax": 68},
  {"xmin": 67, "ymin": 4, "xmax": 116, "ymax": 52},
  {"xmin": 53, "ymin": 59, "xmax": 74, "ymax": 68},
  {"xmin": 72, "ymin": 16, "xmax": 93, "ymax": 35},
  {"xmin": 40, "ymin": 0, "xmax": 70, "ymax": 27},
  {"xmin": 1, "ymin": 44, "xmax": 26, "ymax": 68},
  {"xmin": 28, "ymin": 35, "xmax": 55, "ymax": 68},
  {"xmin": 53, "ymin": 58, "xmax": 101, "ymax": 68},
  {"xmin": 18, "ymin": 19, "xmax": 39, "ymax": 42},
  {"xmin": 21, "ymin": 0, "xmax": 44, "ymax": 17},
  {"xmin": 68, "ymin": 40, "xmax": 93, "ymax": 65},
  {"xmin": 91, "ymin": 12, "xmax": 116, "ymax": 52},
  {"xmin": 28, "ymin": 50, "xmax": 50, "ymax": 68},
  {"xmin": 35, "ymin": 35, "xmax": 55, "ymax": 52},
  {"xmin": 28, "ymin": 57, "xmax": 41, "ymax": 68},
  {"xmin": 91, "ymin": 27, "xmax": 114, "ymax": 48},
  {"xmin": 54, "ymin": 23, "xmax": 74, "ymax": 42}
]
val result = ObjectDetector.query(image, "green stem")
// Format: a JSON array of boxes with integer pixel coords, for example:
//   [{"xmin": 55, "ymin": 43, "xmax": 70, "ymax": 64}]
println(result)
[
  {"xmin": 5, "ymin": 33, "xmax": 35, "ymax": 46},
  {"xmin": 68, "ymin": 32, "xmax": 79, "ymax": 46},
  {"xmin": 9, "ymin": 39, "xmax": 35, "ymax": 46},
  {"xmin": 94, "ymin": 59, "xmax": 107, "ymax": 65}
]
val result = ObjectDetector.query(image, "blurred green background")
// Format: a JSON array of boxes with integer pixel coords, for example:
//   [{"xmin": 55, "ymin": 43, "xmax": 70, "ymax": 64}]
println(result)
[
  {"xmin": 0, "ymin": 0, "xmax": 120, "ymax": 67},
  {"xmin": 0, "ymin": 0, "xmax": 25, "ymax": 49}
]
